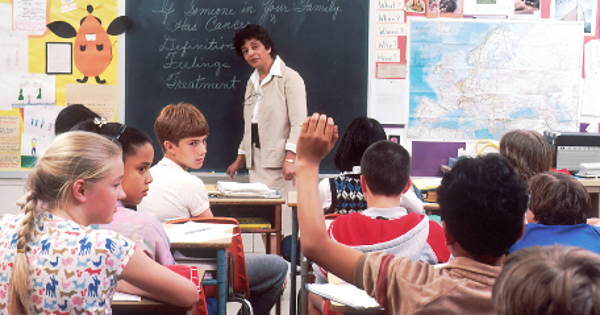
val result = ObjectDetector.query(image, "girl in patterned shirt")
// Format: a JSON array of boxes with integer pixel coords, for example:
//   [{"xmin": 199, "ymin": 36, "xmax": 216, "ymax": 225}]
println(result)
[{"xmin": 3, "ymin": 131, "xmax": 198, "ymax": 314}]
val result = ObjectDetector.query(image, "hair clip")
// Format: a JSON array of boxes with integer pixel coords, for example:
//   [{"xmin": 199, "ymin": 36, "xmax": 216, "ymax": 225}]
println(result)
[{"xmin": 93, "ymin": 117, "xmax": 107, "ymax": 128}]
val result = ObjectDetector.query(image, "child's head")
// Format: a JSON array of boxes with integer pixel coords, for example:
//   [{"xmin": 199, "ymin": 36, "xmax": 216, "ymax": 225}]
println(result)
[
  {"xmin": 360, "ymin": 140, "xmax": 411, "ymax": 197},
  {"xmin": 438, "ymin": 154, "xmax": 528, "ymax": 258},
  {"xmin": 55, "ymin": 104, "xmax": 99, "ymax": 135},
  {"xmin": 499, "ymin": 130, "xmax": 552, "ymax": 186},
  {"xmin": 10, "ymin": 131, "xmax": 122, "ymax": 314},
  {"xmin": 334, "ymin": 117, "xmax": 386, "ymax": 172},
  {"xmin": 154, "ymin": 103, "xmax": 209, "ymax": 170},
  {"xmin": 528, "ymin": 172, "xmax": 591, "ymax": 225},
  {"xmin": 493, "ymin": 245, "xmax": 600, "ymax": 315},
  {"xmin": 72, "ymin": 121, "xmax": 154, "ymax": 206}
]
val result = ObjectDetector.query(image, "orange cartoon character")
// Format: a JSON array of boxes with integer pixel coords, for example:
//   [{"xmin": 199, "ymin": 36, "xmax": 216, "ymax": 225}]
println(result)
[{"xmin": 47, "ymin": 5, "xmax": 130, "ymax": 84}]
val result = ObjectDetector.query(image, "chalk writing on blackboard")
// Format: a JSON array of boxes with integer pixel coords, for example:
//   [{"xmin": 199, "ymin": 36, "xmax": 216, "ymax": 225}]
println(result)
[{"xmin": 148, "ymin": 0, "xmax": 346, "ymax": 92}]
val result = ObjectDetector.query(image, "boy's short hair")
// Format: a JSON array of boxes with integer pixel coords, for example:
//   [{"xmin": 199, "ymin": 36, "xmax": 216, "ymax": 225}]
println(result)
[
  {"xmin": 438, "ymin": 154, "xmax": 527, "ymax": 257},
  {"xmin": 360, "ymin": 140, "xmax": 411, "ymax": 196},
  {"xmin": 232, "ymin": 24, "xmax": 278, "ymax": 59},
  {"xmin": 493, "ymin": 245, "xmax": 600, "ymax": 315},
  {"xmin": 529, "ymin": 172, "xmax": 591, "ymax": 225},
  {"xmin": 154, "ymin": 102, "xmax": 209, "ymax": 153},
  {"xmin": 499, "ymin": 129, "xmax": 553, "ymax": 186}
]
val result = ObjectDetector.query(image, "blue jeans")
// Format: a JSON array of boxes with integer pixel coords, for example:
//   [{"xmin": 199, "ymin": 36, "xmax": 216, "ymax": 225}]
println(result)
[{"xmin": 245, "ymin": 254, "xmax": 288, "ymax": 315}]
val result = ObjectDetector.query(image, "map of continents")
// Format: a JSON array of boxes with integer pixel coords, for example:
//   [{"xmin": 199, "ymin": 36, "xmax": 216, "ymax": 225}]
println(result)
[{"xmin": 407, "ymin": 19, "xmax": 583, "ymax": 139}]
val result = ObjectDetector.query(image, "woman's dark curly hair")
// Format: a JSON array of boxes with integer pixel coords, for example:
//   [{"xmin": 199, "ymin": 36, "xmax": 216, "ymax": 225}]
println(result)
[{"xmin": 233, "ymin": 24, "xmax": 277, "ymax": 59}]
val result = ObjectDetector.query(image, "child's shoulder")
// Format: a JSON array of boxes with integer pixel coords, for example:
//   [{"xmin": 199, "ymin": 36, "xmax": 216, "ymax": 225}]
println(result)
[{"xmin": 151, "ymin": 158, "xmax": 205, "ymax": 186}]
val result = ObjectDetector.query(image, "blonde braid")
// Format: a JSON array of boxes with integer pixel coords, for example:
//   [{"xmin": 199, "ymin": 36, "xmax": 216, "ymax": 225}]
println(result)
[{"xmin": 8, "ymin": 192, "xmax": 37, "ymax": 315}]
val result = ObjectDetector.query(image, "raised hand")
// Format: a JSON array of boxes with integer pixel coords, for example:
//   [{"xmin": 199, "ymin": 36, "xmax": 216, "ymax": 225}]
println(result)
[{"xmin": 296, "ymin": 113, "xmax": 338, "ymax": 165}]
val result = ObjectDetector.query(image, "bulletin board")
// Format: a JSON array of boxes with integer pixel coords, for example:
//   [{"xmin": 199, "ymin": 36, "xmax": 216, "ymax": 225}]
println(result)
[
  {"xmin": 0, "ymin": 0, "xmax": 124, "ymax": 171},
  {"xmin": 367, "ymin": 0, "xmax": 600, "ymax": 176}
]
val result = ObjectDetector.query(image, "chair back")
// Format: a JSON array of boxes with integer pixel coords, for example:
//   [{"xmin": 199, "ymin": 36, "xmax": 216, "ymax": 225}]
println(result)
[
  {"xmin": 167, "ymin": 217, "xmax": 251, "ymax": 299},
  {"xmin": 165, "ymin": 264, "xmax": 208, "ymax": 315}
]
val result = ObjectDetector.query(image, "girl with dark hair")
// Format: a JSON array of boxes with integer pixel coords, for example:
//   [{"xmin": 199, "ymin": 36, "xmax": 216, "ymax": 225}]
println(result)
[
  {"xmin": 318, "ymin": 117, "xmax": 423, "ymax": 214},
  {"xmin": 72, "ymin": 121, "xmax": 175, "ymax": 265}
]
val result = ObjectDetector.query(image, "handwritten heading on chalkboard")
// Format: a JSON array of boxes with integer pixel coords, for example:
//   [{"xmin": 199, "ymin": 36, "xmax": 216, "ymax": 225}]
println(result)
[{"xmin": 125, "ymin": 0, "xmax": 368, "ymax": 172}]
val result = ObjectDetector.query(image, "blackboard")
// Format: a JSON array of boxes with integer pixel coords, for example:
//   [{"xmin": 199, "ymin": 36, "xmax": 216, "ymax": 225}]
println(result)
[{"xmin": 125, "ymin": 0, "xmax": 368, "ymax": 172}]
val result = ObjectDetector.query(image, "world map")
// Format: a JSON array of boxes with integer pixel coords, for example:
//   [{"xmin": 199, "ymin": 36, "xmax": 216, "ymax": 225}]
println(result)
[{"xmin": 407, "ymin": 19, "xmax": 583, "ymax": 139}]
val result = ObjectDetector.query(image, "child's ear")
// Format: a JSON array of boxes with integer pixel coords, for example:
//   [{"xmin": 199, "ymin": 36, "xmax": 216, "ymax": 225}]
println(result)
[
  {"xmin": 164, "ymin": 141, "xmax": 176, "ymax": 154},
  {"xmin": 517, "ymin": 222, "xmax": 526, "ymax": 241},
  {"xmin": 402, "ymin": 177, "xmax": 412, "ymax": 194},
  {"xmin": 442, "ymin": 221, "xmax": 455, "ymax": 246},
  {"xmin": 71, "ymin": 179, "xmax": 87, "ymax": 203},
  {"xmin": 360, "ymin": 175, "xmax": 369, "ymax": 195}
]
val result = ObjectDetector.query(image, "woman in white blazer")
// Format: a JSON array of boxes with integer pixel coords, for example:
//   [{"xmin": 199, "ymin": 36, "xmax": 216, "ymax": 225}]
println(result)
[{"xmin": 227, "ymin": 24, "xmax": 307, "ymax": 206}]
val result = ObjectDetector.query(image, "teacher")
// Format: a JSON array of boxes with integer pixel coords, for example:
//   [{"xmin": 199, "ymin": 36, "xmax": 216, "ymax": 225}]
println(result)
[{"xmin": 226, "ymin": 24, "xmax": 307, "ymax": 203}]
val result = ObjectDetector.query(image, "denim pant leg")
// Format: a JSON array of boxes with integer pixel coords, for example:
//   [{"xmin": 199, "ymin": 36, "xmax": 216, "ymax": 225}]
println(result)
[{"xmin": 245, "ymin": 253, "xmax": 289, "ymax": 315}]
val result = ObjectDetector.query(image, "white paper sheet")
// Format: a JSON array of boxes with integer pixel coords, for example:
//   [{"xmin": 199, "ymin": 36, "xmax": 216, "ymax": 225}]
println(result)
[
  {"xmin": 583, "ymin": 39, "xmax": 600, "ymax": 116},
  {"xmin": 13, "ymin": 0, "xmax": 47, "ymax": 36},
  {"xmin": 369, "ymin": 79, "xmax": 408, "ymax": 123}
]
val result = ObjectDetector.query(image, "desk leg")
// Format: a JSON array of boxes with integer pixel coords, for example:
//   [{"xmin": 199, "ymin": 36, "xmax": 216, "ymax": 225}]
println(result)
[
  {"xmin": 290, "ymin": 207, "xmax": 298, "ymax": 315},
  {"xmin": 217, "ymin": 249, "xmax": 227, "ymax": 315},
  {"xmin": 299, "ymin": 252, "xmax": 309, "ymax": 315},
  {"xmin": 275, "ymin": 204, "xmax": 282, "ymax": 255}
]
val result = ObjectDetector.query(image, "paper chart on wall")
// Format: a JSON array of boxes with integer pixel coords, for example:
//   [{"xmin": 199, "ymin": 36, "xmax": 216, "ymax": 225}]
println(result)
[
  {"xmin": 23, "ymin": 106, "xmax": 61, "ymax": 138},
  {"xmin": 20, "ymin": 132, "xmax": 53, "ymax": 168},
  {"xmin": 12, "ymin": 0, "xmax": 47, "ymax": 35},
  {"xmin": 0, "ymin": 111, "xmax": 21, "ymax": 169},
  {"xmin": 10, "ymin": 74, "xmax": 56, "ymax": 108},
  {"xmin": 582, "ymin": 39, "xmax": 600, "ymax": 116},
  {"xmin": 65, "ymin": 84, "xmax": 116, "ymax": 121}
]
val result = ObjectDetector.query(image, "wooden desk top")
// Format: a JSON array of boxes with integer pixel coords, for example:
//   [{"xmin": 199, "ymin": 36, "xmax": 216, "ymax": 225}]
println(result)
[
  {"xmin": 287, "ymin": 191, "xmax": 298, "ymax": 207},
  {"xmin": 163, "ymin": 224, "xmax": 233, "ymax": 249},
  {"xmin": 209, "ymin": 197, "xmax": 285, "ymax": 206},
  {"xmin": 577, "ymin": 177, "xmax": 600, "ymax": 186}
]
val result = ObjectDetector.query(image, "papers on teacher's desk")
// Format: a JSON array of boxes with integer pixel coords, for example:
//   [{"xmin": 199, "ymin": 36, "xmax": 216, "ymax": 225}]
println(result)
[
  {"xmin": 306, "ymin": 283, "xmax": 382, "ymax": 310},
  {"xmin": 164, "ymin": 222, "xmax": 236, "ymax": 243},
  {"xmin": 216, "ymin": 181, "xmax": 273, "ymax": 198}
]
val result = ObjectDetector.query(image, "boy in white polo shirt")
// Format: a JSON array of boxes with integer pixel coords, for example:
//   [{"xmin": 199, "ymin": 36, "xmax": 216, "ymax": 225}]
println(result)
[
  {"xmin": 138, "ymin": 102, "xmax": 212, "ymax": 222},
  {"xmin": 138, "ymin": 102, "xmax": 288, "ymax": 315}
]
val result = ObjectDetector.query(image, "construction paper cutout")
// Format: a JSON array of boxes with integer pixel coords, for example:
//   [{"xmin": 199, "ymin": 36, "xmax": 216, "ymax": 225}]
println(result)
[{"xmin": 46, "ymin": 4, "xmax": 130, "ymax": 84}]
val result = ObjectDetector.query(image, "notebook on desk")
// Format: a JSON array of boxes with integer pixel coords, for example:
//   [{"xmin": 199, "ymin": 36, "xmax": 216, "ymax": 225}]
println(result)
[{"xmin": 306, "ymin": 283, "xmax": 382, "ymax": 310}]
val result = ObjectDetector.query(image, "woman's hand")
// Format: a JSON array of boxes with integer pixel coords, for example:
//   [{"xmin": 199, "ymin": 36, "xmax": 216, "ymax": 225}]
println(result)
[
  {"xmin": 283, "ymin": 151, "xmax": 297, "ymax": 185},
  {"xmin": 226, "ymin": 155, "xmax": 246, "ymax": 180}
]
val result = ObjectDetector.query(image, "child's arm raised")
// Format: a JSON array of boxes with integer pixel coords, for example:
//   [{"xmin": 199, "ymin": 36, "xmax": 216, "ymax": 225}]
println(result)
[
  {"xmin": 118, "ymin": 248, "xmax": 199, "ymax": 307},
  {"xmin": 296, "ymin": 113, "xmax": 363, "ymax": 285}
]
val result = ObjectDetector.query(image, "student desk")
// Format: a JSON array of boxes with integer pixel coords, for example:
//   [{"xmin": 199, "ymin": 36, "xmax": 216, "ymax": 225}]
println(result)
[
  {"xmin": 112, "ymin": 269, "xmax": 206, "ymax": 315},
  {"xmin": 164, "ymin": 224, "xmax": 233, "ymax": 315},
  {"xmin": 206, "ymin": 184, "xmax": 285, "ymax": 255},
  {"xmin": 112, "ymin": 297, "xmax": 191, "ymax": 315},
  {"xmin": 579, "ymin": 178, "xmax": 600, "ymax": 217}
]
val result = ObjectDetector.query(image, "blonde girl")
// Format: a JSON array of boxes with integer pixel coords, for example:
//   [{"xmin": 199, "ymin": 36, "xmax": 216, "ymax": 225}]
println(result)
[{"xmin": 3, "ymin": 132, "xmax": 197, "ymax": 314}]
